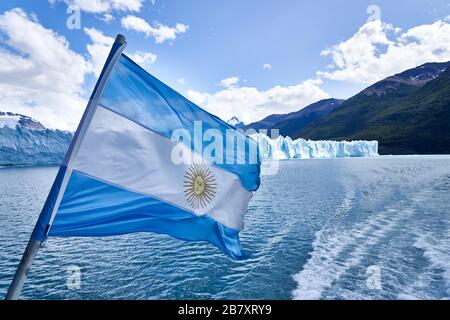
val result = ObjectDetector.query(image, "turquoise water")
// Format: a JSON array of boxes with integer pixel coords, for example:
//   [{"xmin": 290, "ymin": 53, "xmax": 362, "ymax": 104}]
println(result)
[{"xmin": 0, "ymin": 156, "xmax": 449, "ymax": 299}]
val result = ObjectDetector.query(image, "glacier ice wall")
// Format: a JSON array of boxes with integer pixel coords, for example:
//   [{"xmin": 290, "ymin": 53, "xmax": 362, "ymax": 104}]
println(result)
[
  {"xmin": 0, "ymin": 126, "xmax": 73, "ymax": 166},
  {"xmin": 251, "ymin": 133, "xmax": 379, "ymax": 160}
]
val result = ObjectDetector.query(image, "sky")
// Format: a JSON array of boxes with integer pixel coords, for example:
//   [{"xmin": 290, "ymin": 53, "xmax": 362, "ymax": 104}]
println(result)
[{"xmin": 0, "ymin": 0, "xmax": 449, "ymax": 130}]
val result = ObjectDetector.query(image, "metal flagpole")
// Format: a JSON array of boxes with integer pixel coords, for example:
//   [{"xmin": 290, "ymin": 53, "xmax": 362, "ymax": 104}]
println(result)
[{"xmin": 5, "ymin": 34, "xmax": 127, "ymax": 300}]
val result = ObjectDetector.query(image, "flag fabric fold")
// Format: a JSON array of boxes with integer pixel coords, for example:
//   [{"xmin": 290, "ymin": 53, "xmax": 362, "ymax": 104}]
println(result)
[{"xmin": 31, "ymin": 53, "xmax": 260, "ymax": 259}]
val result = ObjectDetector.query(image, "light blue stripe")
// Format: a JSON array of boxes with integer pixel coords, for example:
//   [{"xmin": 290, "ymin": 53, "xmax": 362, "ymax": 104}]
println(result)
[
  {"xmin": 48, "ymin": 170, "xmax": 245, "ymax": 259},
  {"xmin": 99, "ymin": 54, "xmax": 260, "ymax": 192},
  {"xmin": 31, "ymin": 165, "xmax": 67, "ymax": 241}
]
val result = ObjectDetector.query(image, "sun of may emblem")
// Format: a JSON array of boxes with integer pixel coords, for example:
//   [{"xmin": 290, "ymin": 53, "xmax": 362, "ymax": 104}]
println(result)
[{"xmin": 183, "ymin": 163, "xmax": 217, "ymax": 209}]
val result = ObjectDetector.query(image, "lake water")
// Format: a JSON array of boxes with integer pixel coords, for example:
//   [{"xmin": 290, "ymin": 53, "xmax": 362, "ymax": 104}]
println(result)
[{"xmin": 0, "ymin": 156, "xmax": 449, "ymax": 300}]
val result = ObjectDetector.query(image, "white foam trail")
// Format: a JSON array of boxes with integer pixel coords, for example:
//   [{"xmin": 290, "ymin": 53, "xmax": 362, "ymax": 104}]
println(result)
[
  {"xmin": 414, "ymin": 235, "xmax": 450, "ymax": 297},
  {"xmin": 293, "ymin": 159, "xmax": 450, "ymax": 300},
  {"xmin": 292, "ymin": 209, "xmax": 406, "ymax": 299}
]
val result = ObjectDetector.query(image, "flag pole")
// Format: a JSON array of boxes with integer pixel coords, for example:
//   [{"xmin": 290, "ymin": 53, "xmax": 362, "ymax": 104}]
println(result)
[{"xmin": 5, "ymin": 34, "xmax": 127, "ymax": 300}]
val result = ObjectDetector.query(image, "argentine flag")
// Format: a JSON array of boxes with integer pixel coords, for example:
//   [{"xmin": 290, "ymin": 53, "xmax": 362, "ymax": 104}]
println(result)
[{"xmin": 29, "ymin": 35, "xmax": 260, "ymax": 259}]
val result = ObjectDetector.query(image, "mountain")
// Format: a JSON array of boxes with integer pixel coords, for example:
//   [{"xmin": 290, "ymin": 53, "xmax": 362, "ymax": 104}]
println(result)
[
  {"xmin": 0, "ymin": 111, "xmax": 73, "ymax": 166},
  {"xmin": 244, "ymin": 114, "xmax": 286, "ymax": 132},
  {"xmin": 227, "ymin": 116, "xmax": 245, "ymax": 129},
  {"xmin": 0, "ymin": 111, "xmax": 46, "ymax": 130},
  {"xmin": 295, "ymin": 61, "xmax": 450, "ymax": 154},
  {"xmin": 245, "ymin": 98, "xmax": 344, "ymax": 136},
  {"xmin": 360, "ymin": 61, "xmax": 450, "ymax": 97}
]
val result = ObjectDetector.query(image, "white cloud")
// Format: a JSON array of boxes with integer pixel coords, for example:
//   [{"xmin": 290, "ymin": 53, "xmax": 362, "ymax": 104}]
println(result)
[
  {"xmin": 263, "ymin": 64, "xmax": 272, "ymax": 70},
  {"xmin": 177, "ymin": 78, "xmax": 185, "ymax": 85},
  {"xmin": 0, "ymin": 8, "xmax": 88, "ymax": 130},
  {"xmin": 62, "ymin": 0, "xmax": 144, "ymax": 13},
  {"xmin": 187, "ymin": 79, "xmax": 329, "ymax": 124},
  {"xmin": 317, "ymin": 19, "xmax": 450, "ymax": 84},
  {"xmin": 0, "ymin": 9, "xmax": 157, "ymax": 130},
  {"xmin": 84, "ymin": 27, "xmax": 157, "ymax": 76},
  {"xmin": 99, "ymin": 13, "xmax": 115, "ymax": 23},
  {"xmin": 128, "ymin": 51, "xmax": 157, "ymax": 70},
  {"xmin": 121, "ymin": 15, "xmax": 150, "ymax": 35},
  {"xmin": 121, "ymin": 15, "xmax": 188, "ymax": 44},
  {"xmin": 84, "ymin": 27, "xmax": 114, "ymax": 77},
  {"xmin": 219, "ymin": 76, "xmax": 240, "ymax": 88}
]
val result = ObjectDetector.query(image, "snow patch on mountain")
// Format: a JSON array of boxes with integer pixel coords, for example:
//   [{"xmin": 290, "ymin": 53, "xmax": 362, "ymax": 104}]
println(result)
[
  {"xmin": 0, "ymin": 113, "xmax": 21, "ymax": 129},
  {"xmin": 0, "ymin": 111, "xmax": 46, "ymax": 130},
  {"xmin": 227, "ymin": 116, "xmax": 245, "ymax": 129}
]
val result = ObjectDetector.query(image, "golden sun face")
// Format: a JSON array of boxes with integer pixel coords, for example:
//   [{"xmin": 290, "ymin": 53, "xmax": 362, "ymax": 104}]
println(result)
[{"xmin": 184, "ymin": 163, "xmax": 217, "ymax": 209}]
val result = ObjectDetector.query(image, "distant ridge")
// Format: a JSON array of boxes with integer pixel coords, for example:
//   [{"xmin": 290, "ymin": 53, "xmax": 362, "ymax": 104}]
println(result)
[
  {"xmin": 245, "ymin": 98, "xmax": 344, "ymax": 137},
  {"xmin": 227, "ymin": 116, "xmax": 245, "ymax": 129},
  {"xmin": 0, "ymin": 111, "xmax": 46, "ymax": 130},
  {"xmin": 244, "ymin": 61, "xmax": 450, "ymax": 154},
  {"xmin": 295, "ymin": 61, "xmax": 450, "ymax": 154}
]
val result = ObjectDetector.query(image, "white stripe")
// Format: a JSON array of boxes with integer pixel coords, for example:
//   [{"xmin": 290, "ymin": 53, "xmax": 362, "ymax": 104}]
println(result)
[
  {"xmin": 47, "ymin": 38, "xmax": 127, "ymax": 230},
  {"xmin": 73, "ymin": 106, "xmax": 252, "ymax": 230}
]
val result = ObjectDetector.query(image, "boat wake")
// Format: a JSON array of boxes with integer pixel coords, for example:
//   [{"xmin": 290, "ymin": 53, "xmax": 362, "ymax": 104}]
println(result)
[{"xmin": 292, "ymin": 158, "xmax": 450, "ymax": 300}]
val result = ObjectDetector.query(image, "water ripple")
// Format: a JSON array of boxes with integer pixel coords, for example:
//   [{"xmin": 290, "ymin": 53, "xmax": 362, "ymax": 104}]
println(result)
[{"xmin": 0, "ymin": 156, "xmax": 449, "ymax": 299}]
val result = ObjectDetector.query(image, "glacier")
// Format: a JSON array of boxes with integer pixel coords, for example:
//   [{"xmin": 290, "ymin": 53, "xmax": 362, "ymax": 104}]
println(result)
[
  {"xmin": 1, "ymin": 110, "xmax": 377, "ymax": 167},
  {"xmin": 0, "ymin": 111, "xmax": 73, "ymax": 166},
  {"xmin": 252, "ymin": 133, "xmax": 379, "ymax": 160},
  {"xmin": 0, "ymin": 126, "xmax": 73, "ymax": 166}
]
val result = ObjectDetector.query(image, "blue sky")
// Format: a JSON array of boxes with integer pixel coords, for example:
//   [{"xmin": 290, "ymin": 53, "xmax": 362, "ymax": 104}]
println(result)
[{"xmin": 0, "ymin": 0, "xmax": 449, "ymax": 129}]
